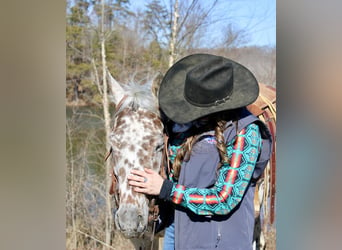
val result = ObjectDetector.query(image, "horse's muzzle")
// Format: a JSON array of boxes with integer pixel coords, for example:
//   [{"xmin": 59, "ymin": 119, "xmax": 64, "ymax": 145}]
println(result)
[{"xmin": 115, "ymin": 205, "xmax": 147, "ymax": 238}]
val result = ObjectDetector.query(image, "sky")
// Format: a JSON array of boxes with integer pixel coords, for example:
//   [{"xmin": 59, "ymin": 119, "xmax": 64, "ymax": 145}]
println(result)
[
  {"xmin": 221, "ymin": 0, "xmax": 276, "ymax": 47},
  {"xmin": 130, "ymin": 0, "xmax": 276, "ymax": 47}
]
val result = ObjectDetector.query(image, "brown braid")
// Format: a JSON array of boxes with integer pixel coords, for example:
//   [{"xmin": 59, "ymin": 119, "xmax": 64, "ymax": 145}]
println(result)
[
  {"xmin": 172, "ymin": 108, "xmax": 243, "ymax": 179},
  {"xmin": 173, "ymin": 135, "xmax": 197, "ymax": 179},
  {"xmin": 215, "ymin": 120, "xmax": 229, "ymax": 167}
]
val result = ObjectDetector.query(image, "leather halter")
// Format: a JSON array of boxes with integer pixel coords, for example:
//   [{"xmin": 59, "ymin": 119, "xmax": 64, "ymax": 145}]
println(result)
[{"xmin": 104, "ymin": 94, "xmax": 129, "ymax": 207}]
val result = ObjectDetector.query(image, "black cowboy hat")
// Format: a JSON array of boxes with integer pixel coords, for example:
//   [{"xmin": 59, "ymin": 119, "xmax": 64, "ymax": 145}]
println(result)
[{"xmin": 158, "ymin": 53, "xmax": 259, "ymax": 124}]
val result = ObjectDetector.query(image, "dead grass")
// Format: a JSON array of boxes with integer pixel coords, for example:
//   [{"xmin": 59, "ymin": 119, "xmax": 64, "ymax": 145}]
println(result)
[
  {"xmin": 265, "ymin": 227, "xmax": 276, "ymax": 250},
  {"xmin": 111, "ymin": 231, "xmax": 161, "ymax": 250}
]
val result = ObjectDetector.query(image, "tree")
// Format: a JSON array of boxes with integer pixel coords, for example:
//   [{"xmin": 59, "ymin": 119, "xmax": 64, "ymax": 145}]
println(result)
[
  {"xmin": 143, "ymin": 0, "xmax": 169, "ymax": 46},
  {"xmin": 168, "ymin": 0, "xmax": 179, "ymax": 66},
  {"xmin": 143, "ymin": 0, "xmax": 220, "ymax": 66},
  {"xmin": 66, "ymin": 0, "xmax": 93, "ymax": 104},
  {"xmin": 221, "ymin": 23, "xmax": 250, "ymax": 49},
  {"xmin": 94, "ymin": 0, "xmax": 115, "ymax": 247}
]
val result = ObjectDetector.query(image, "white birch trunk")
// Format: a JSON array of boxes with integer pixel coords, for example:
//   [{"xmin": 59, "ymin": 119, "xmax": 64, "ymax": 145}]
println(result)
[
  {"xmin": 169, "ymin": 0, "xmax": 179, "ymax": 67},
  {"xmin": 101, "ymin": 0, "xmax": 113, "ymax": 248}
]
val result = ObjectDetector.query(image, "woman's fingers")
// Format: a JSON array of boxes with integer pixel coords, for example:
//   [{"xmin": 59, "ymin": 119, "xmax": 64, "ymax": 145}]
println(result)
[
  {"xmin": 132, "ymin": 186, "xmax": 147, "ymax": 193},
  {"xmin": 129, "ymin": 175, "xmax": 146, "ymax": 183},
  {"xmin": 143, "ymin": 168, "xmax": 154, "ymax": 174},
  {"xmin": 128, "ymin": 168, "xmax": 163, "ymax": 195},
  {"xmin": 127, "ymin": 169, "xmax": 146, "ymax": 183},
  {"xmin": 130, "ymin": 169, "xmax": 145, "ymax": 177},
  {"xmin": 128, "ymin": 179, "xmax": 145, "ymax": 187}
]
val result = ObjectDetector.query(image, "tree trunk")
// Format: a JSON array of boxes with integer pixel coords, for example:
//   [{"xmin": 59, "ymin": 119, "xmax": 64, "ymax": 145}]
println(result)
[
  {"xmin": 168, "ymin": 0, "xmax": 179, "ymax": 67},
  {"xmin": 73, "ymin": 80, "xmax": 79, "ymax": 103},
  {"xmin": 101, "ymin": 0, "xmax": 113, "ymax": 249},
  {"xmin": 66, "ymin": 122, "xmax": 77, "ymax": 250}
]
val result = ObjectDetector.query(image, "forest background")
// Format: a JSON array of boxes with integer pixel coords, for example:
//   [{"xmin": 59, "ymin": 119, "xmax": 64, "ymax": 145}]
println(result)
[{"xmin": 66, "ymin": 0, "xmax": 276, "ymax": 249}]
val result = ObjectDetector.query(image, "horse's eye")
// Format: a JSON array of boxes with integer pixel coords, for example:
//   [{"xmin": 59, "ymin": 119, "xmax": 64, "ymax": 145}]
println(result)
[{"xmin": 155, "ymin": 144, "xmax": 164, "ymax": 152}]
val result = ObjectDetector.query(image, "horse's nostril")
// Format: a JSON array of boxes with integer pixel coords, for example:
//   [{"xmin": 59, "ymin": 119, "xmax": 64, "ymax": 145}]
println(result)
[{"xmin": 136, "ymin": 214, "xmax": 146, "ymax": 232}]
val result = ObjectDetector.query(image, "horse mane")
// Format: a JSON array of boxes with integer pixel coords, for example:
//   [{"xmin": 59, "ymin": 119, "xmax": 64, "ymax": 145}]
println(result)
[{"xmin": 112, "ymin": 80, "xmax": 159, "ymax": 115}]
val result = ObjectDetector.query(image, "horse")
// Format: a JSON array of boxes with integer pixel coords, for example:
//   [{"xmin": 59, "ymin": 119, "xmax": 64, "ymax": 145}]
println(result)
[{"xmin": 106, "ymin": 71, "xmax": 165, "ymax": 249}]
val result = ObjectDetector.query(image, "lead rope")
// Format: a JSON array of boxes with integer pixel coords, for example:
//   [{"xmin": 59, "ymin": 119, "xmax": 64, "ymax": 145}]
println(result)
[
  {"xmin": 150, "ymin": 134, "xmax": 170, "ymax": 250},
  {"xmin": 163, "ymin": 134, "xmax": 170, "ymax": 178},
  {"xmin": 150, "ymin": 203, "xmax": 159, "ymax": 250}
]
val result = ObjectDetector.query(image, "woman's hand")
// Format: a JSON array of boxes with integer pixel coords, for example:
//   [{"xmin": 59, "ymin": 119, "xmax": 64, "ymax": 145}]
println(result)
[{"xmin": 127, "ymin": 168, "xmax": 164, "ymax": 196}]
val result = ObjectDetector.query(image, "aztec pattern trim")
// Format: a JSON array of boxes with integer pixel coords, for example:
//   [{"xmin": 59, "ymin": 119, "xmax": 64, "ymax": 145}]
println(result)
[{"xmin": 170, "ymin": 123, "xmax": 261, "ymax": 215}]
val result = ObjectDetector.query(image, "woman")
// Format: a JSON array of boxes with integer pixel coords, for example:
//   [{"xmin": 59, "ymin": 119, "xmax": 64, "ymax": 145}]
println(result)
[{"xmin": 128, "ymin": 54, "xmax": 272, "ymax": 250}]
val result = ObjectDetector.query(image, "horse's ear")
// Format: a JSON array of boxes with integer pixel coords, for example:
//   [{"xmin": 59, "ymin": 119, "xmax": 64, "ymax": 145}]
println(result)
[
  {"xmin": 107, "ymin": 69, "xmax": 126, "ymax": 105},
  {"xmin": 151, "ymin": 72, "xmax": 163, "ymax": 98}
]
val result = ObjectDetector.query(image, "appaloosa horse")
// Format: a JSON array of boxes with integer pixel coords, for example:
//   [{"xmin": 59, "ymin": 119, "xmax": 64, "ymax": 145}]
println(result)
[{"xmin": 106, "ymin": 71, "xmax": 164, "ymax": 247}]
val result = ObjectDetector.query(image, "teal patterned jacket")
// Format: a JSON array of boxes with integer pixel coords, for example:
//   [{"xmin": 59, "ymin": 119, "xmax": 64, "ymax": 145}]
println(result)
[{"xmin": 167, "ymin": 123, "xmax": 261, "ymax": 215}]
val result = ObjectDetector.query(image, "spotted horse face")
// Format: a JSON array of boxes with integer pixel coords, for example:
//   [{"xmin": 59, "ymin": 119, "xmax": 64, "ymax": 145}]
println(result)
[
  {"xmin": 107, "ymin": 72, "xmax": 164, "ymax": 238},
  {"xmin": 110, "ymin": 107, "xmax": 164, "ymax": 238}
]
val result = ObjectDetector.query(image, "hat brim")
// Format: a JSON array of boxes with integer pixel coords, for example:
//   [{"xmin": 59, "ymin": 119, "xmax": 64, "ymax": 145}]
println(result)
[{"xmin": 158, "ymin": 54, "xmax": 259, "ymax": 124}]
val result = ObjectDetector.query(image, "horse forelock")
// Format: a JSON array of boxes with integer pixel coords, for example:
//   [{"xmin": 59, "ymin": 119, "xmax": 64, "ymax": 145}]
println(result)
[{"xmin": 112, "ymin": 81, "xmax": 159, "ymax": 115}]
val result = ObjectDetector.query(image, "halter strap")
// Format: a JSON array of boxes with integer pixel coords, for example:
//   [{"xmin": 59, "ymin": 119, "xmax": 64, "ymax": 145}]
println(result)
[
  {"xmin": 115, "ymin": 94, "xmax": 129, "ymax": 113},
  {"xmin": 103, "ymin": 94, "xmax": 129, "ymax": 162}
]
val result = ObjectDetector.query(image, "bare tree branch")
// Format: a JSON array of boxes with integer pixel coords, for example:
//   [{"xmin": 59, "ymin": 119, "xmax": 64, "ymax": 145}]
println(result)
[{"xmin": 76, "ymin": 230, "xmax": 116, "ymax": 249}]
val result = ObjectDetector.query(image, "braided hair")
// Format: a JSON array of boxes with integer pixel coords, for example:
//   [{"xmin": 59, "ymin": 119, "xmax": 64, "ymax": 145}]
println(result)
[{"xmin": 172, "ymin": 108, "xmax": 243, "ymax": 179}]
